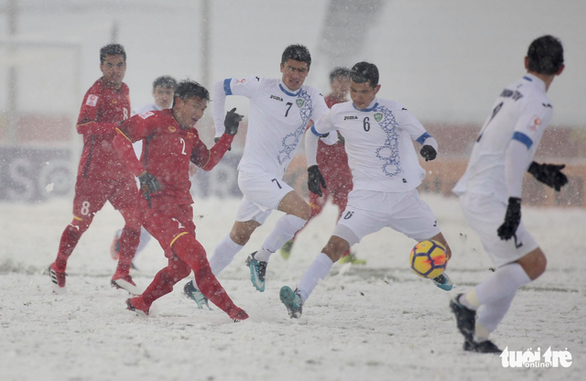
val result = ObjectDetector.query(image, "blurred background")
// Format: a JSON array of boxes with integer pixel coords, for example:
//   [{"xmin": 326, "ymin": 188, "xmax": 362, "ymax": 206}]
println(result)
[{"xmin": 0, "ymin": 0, "xmax": 584, "ymax": 206}]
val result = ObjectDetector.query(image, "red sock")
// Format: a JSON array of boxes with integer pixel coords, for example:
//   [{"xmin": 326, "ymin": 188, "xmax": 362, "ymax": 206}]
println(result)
[
  {"xmin": 115, "ymin": 226, "xmax": 140, "ymax": 275},
  {"xmin": 55, "ymin": 224, "xmax": 82, "ymax": 272}
]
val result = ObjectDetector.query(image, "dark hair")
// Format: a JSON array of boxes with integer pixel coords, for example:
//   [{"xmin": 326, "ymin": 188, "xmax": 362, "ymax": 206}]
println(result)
[
  {"xmin": 281, "ymin": 44, "xmax": 312, "ymax": 67},
  {"xmin": 350, "ymin": 62, "xmax": 379, "ymax": 87},
  {"xmin": 153, "ymin": 76, "xmax": 177, "ymax": 91},
  {"xmin": 527, "ymin": 35, "xmax": 564, "ymax": 75},
  {"xmin": 100, "ymin": 44, "xmax": 126, "ymax": 64},
  {"xmin": 172, "ymin": 80, "xmax": 210, "ymax": 107},
  {"xmin": 329, "ymin": 67, "xmax": 350, "ymax": 83}
]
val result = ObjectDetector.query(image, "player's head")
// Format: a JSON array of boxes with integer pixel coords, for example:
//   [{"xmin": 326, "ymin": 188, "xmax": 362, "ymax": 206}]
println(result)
[
  {"xmin": 526, "ymin": 35, "xmax": 564, "ymax": 76},
  {"xmin": 172, "ymin": 80, "xmax": 210, "ymax": 129},
  {"xmin": 152, "ymin": 76, "xmax": 177, "ymax": 109},
  {"xmin": 99, "ymin": 44, "xmax": 127, "ymax": 88},
  {"xmin": 280, "ymin": 44, "xmax": 311, "ymax": 91},
  {"xmin": 349, "ymin": 62, "xmax": 381, "ymax": 110},
  {"xmin": 329, "ymin": 67, "xmax": 350, "ymax": 101}
]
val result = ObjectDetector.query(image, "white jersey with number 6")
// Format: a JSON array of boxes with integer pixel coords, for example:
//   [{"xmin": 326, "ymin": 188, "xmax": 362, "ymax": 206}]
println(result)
[
  {"xmin": 312, "ymin": 98, "xmax": 433, "ymax": 192},
  {"xmin": 453, "ymin": 74, "xmax": 554, "ymax": 203},
  {"xmin": 214, "ymin": 76, "xmax": 328, "ymax": 178}
]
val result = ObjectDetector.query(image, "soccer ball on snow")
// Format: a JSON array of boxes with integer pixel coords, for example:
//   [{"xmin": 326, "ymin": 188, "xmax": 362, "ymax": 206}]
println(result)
[{"xmin": 409, "ymin": 240, "xmax": 448, "ymax": 279}]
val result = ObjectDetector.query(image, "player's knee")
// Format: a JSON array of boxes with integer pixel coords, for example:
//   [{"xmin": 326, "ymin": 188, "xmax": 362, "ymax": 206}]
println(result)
[
  {"xmin": 169, "ymin": 258, "xmax": 191, "ymax": 281},
  {"xmin": 298, "ymin": 202, "xmax": 311, "ymax": 220},
  {"xmin": 322, "ymin": 236, "xmax": 349, "ymax": 262},
  {"xmin": 69, "ymin": 217, "xmax": 91, "ymax": 235},
  {"xmin": 518, "ymin": 249, "xmax": 547, "ymax": 280}
]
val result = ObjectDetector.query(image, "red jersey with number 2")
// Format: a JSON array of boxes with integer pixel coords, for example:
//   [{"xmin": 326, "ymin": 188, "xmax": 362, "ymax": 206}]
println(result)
[{"xmin": 118, "ymin": 108, "xmax": 233, "ymax": 209}]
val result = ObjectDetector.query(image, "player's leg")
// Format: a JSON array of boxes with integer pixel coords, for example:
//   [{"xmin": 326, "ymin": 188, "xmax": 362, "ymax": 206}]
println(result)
[
  {"xmin": 172, "ymin": 234, "xmax": 247, "ymax": 321},
  {"xmin": 281, "ymin": 186, "xmax": 326, "ymax": 259},
  {"xmin": 109, "ymin": 176, "xmax": 142, "ymax": 290},
  {"xmin": 333, "ymin": 186, "xmax": 366, "ymax": 264},
  {"xmin": 50, "ymin": 179, "xmax": 108, "ymax": 292},
  {"xmin": 451, "ymin": 192, "xmax": 539, "ymax": 352}
]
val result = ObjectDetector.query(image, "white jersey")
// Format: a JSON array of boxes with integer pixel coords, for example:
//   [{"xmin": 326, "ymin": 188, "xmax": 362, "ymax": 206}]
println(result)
[
  {"xmin": 214, "ymin": 77, "xmax": 328, "ymax": 177},
  {"xmin": 313, "ymin": 98, "xmax": 432, "ymax": 192},
  {"xmin": 453, "ymin": 74, "xmax": 554, "ymax": 202}
]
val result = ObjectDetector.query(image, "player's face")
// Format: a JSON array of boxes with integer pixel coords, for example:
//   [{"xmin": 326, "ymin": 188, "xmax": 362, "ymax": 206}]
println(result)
[
  {"xmin": 100, "ymin": 54, "xmax": 126, "ymax": 88},
  {"xmin": 173, "ymin": 96, "xmax": 207, "ymax": 129},
  {"xmin": 280, "ymin": 59, "xmax": 309, "ymax": 91},
  {"xmin": 350, "ymin": 80, "xmax": 380, "ymax": 110},
  {"xmin": 153, "ymin": 85, "xmax": 174, "ymax": 109},
  {"xmin": 330, "ymin": 75, "xmax": 350, "ymax": 101}
]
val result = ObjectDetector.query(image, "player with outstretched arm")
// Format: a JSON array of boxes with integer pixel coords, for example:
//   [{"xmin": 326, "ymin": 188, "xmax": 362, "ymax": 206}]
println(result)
[{"xmin": 113, "ymin": 80, "xmax": 248, "ymax": 321}]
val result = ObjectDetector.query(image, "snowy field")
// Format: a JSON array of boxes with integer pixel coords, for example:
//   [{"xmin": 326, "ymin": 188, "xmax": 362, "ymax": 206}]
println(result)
[{"xmin": 0, "ymin": 193, "xmax": 584, "ymax": 381}]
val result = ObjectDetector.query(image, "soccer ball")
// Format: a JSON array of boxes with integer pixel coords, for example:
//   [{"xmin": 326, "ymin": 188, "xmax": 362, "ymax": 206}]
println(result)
[{"xmin": 409, "ymin": 240, "xmax": 448, "ymax": 279}]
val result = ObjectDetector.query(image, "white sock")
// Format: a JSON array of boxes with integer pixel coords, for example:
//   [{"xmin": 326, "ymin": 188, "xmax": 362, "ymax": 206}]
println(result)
[
  {"xmin": 473, "ymin": 262, "xmax": 531, "ymax": 334},
  {"xmin": 297, "ymin": 253, "xmax": 333, "ymax": 304},
  {"xmin": 207, "ymin": 235, "xmax": 243, "ymax": 275},
  {"xmin": 254, "ymin": 214, "xmax": 306, "ymax": 262},
  {"xmin": 136, "ymin": 227, "xmax": 151, "ymax": 254}
]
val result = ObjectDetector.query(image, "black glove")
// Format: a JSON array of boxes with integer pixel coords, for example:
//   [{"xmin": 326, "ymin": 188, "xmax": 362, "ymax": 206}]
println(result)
[
  {"xmin": 224, "ymin": 107, "xmax": 243, "ymax": 135},
  {"xmin": 138, "ymin": 171, "xmax": 161, "ymax": 196},
  {"xmin": 497, "ymin": 197, "xmax": 521, "ymax": 240},
  {"xmin": 420, "ymin": 145, "xmax": 437, "ymax": 161},
  {"xmin": 528, "ymin": 161, "xmax": 568, "ymax": 191},
  {"xmin": 307, "ymin": 165, "xmax": 326, "ymax": 197}
]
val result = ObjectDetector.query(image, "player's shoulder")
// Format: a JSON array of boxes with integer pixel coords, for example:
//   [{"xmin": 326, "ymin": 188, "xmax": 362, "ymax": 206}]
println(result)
[
  {"xmin": 331, "ymin": 101, "xmax": 354, "ymax": 114},
  {"xmin": 86, "ymin": 78, "xmax": 106, "ymax": 95},
  {"xmin": 376, "ymin": 97, "xmax": 404, "ymax": 111}
]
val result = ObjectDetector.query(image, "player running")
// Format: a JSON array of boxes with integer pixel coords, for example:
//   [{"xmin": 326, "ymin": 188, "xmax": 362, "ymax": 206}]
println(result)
[
  {"xmin": 48, "ymin": 44, "xmax": 141, "ymax": 295},
  {"xmin": 183, "ymin": 44, "xmax": 329, "ymax": 306},
  {"xmin": 280, "ymin": 62, "xmax": 454, "ymax": 319},
  {"xmin": 113, "ymin": 80, "xmax": 248, "ymax": 321},
  {"xmin": 280, "ymin": 67, "xmax": 365, "ymax": 265},
  {"xmin": 450, "ymin": 35, "xmax": 567, "ymax": 353}
]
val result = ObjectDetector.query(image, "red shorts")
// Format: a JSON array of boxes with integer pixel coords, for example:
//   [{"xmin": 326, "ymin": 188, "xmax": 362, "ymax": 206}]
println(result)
[
  {"xmin": 141, "ymin": 204, "xmax": 196, "ymax": 258},
  {"xmin": 72, "ymin": 174, "xmax": 138, "ymax": 220}
]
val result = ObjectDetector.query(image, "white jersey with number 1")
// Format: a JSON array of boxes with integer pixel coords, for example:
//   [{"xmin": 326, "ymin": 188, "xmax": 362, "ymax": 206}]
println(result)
[
  {"xmin": 214, "ymin": 77, "xmax": 329, "ymax": 178},
  {"xmin": 453, "ymin": 74, "xmax": 554, "ymax": 203}
]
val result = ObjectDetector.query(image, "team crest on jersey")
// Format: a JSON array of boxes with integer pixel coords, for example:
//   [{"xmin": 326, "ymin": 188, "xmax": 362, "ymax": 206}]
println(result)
[
  {"xmin": 85, "ymin": 94, "xmax": 98, "ymax": 107},
  {"xmin": 374, "ymin": 113, "xmax": 383, "ymax": 122},
  {"xmin": 187, "ymin": 132, "xmax": 194, "ymax": 139},
  {"xmin": 168, "ymin": 126, "xmax": 177, "ymax": 133},
  {"xmin": 527, "ymin": 115, "xmax": 542, "ymax": 132},
  {"xmin": 139, "ymin": 111, "xmax": 154, "ymax": 119},
  {"xmin": 296, "ymin": 99, "xmax": 304, "ymax": 108},
  {"xmin": 111, "ymin": 99, "xmax": 118, "ymax": 104}
]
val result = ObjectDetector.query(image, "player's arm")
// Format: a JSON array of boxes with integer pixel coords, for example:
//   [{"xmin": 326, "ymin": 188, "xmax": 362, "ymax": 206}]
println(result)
[
  {"xmin": 498, "ymin": 102, "xmax": 554, "ymax": 240},
  {"xmin": 192, "ymin": 108, "xmax": 243, "ymax": 171},
  {"xmin": 305, "ymin": 111, "xmax": 335, "ymax": 196},
  {"xmin": 76, "ymin": 93, "xmax": 120, "ymax": 135},
  {"xmin": 113, "ymin": 124, "xmax": 144, "ymax": 176},
  {"xmin": 213, "ymin": 76, "xmax": 260, "ymax": 139},
  {"xmin": 399, "ymin": 106, "xmax": 438, "ymax": 161}
]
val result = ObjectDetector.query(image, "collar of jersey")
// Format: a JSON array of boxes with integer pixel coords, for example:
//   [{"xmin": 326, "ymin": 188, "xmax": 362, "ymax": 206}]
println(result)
[
  {"xmin": 523, "ymin": 73, "xmax": 546, "ymax": 92},
  {"xmin": 279, "ymin": 82, "xmax": 301, "ymax": 97},
  {"xmin": 352, "ymin": 99, "xmax": 378, "ymax": 112}
]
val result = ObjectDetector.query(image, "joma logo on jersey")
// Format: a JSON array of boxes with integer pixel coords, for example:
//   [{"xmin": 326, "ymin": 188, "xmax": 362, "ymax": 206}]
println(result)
[
  {"xmin": 374, "ymin": 113, "xmax": 383, "ymax": 122},
  {"xmin": 500, "ymin": 89, "xmax": 524, "ymax": 101},
  {"xmin": 296, "ymin": 99, "xmax": 305, "ymax": 108},
  {"xmin": 270, "ymin": 95, "xmax": 283, "ymax": 102},
  {"xmin": 344, "ymin": 116, "xmax": 358, "ymax": 120}
]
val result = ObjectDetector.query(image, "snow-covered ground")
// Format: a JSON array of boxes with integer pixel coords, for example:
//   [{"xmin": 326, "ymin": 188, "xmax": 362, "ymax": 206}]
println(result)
[{"xmin": 0, "ymin": 193, "xmax": 584, "ymax": 381}]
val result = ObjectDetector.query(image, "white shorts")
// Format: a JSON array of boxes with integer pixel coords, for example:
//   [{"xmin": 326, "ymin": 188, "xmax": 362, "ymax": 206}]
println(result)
[
  {"xmin": 459, "ymin": 192, "xmax": 538, "ymax": 268},
  {"xmin": 235, "ymin": 169, "xmax": 294, "ymax": 224},
  {"xmin": 333, "ymin": 189, "xmax": 441, "ymax": 246}
]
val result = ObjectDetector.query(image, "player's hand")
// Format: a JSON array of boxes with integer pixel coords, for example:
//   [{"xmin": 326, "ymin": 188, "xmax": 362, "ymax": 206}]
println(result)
[
  {"xmin": 224, "ymin": 107, "xmax": 244, "ymax": 135},
  {"xmin": 420, "ymin": 145, "xmax": 437, "ymax": 161},
  {"xmin": 527, "ymin": 162, "xmax": 568, "ymax": 191},
  {"xmin": 138, "ymin": 171, "xmax": 161, "ymax": 195},
  {"xmin": 497, "ymin": 197, "xmax": 521, "ymax": 240},
  {"xmin": 307, "ymin": 165, "xmax": 326, "ymax": 197}
]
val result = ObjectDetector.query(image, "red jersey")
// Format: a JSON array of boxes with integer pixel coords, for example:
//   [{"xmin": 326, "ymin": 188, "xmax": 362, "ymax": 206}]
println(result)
[
  {"xmin": 76, "ymin": 78, "xmax": 131, "ymax": 180},
  {"xmin": 317, "ymin": 94, "xmax": 352, "ymax": 186},
  {"xmin": 115, "ymin": 109, "xmax": 234, "ymax": 209}
]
